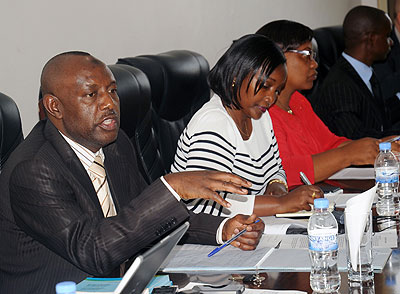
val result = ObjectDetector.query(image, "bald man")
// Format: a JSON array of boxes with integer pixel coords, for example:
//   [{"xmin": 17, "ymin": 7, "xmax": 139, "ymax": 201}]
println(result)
[
  {"xmin": 373, "ymin": 0, "xmax": 400, "ymax": 110},
  {"xmin": 0, "ymin": 52, "xmax": 264, "ymax": 293},
  {"xmin": 314, "ymin": 5, "xmax": 400, "ymax": 139}
]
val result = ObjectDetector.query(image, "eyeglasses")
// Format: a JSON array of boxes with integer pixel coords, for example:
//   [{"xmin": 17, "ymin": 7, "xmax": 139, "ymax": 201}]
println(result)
[{"xmin": 286, "ymin": 49, "xmax": 317, "ymax": 61}]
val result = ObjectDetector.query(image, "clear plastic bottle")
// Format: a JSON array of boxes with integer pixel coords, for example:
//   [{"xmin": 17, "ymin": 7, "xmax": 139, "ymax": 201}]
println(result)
[
  {"xmin": 308, "ymin": 198, "xmax": 340, "ymax": 293},
  {"xmin": 375, "ymin": 142, "xmax": 399, "ymax": 216},
  {"xmin": 55, "ymin": 281, "xmax": 76, "ymax": 294}
]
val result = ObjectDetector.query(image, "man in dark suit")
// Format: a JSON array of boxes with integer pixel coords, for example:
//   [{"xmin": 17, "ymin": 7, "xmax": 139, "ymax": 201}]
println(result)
[
  {"xmin": 374, "ymin": 0, "xmax": 400, "ymax": 113},
  {"xmin": 0, "ymin": 52, "xmax": 264, "ymax": 293},
  {"xmin": 314, "ymin": 5, "xmax": 400, "ymax": 139}
]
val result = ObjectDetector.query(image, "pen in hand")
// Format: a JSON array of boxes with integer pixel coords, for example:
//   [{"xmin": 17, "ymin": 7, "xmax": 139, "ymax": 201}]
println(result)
[
  {"xmin": 384, "ymin": 135, "xmax": 400, "ymax": 143},
  {"xmin": 299, "ymin": 171, "xmax": 312, "ymax": 186},
  {"xmin": 207, "ymin": 219, "xmax": 261, "ymax": 257},
  {"xmin": 300, "ymin": 171, "xmax": 319, "ymax": 200}
]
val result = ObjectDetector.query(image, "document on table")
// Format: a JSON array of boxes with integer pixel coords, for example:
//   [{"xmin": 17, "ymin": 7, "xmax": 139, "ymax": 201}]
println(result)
[
  {"xmin": 325, "ymin": 193, "xmax": 358, "ymax": 208},
  {"xmin": 261, "ymin": 216, "xmax": 308, "ymax": 235},
  {"xmin": 263, "ymin": 231, "xmax": 397, "ymax": 250},
  {"xmin": 328, "ymin": 167, "xmax": 374, "ymax": 180},
  {"xmin": 161, "ymin": 234, "xmax": 392, "ymax": 274}
]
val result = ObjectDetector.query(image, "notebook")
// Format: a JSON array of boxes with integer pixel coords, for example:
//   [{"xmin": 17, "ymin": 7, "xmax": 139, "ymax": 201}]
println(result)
[{"xmin": 77, "ymin": 221, "xmax": 189, "ymax": 294}]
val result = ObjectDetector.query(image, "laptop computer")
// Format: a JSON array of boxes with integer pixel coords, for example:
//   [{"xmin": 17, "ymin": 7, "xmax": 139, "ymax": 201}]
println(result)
[{"xmin": 115, "ymin": 221, "xmax": 189, "ymax": 294}]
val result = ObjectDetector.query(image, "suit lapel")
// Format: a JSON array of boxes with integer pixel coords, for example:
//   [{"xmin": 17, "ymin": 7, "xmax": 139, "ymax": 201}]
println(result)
[
  {"xmin": 340, "ymin": 57, "xmax": 374, "ymax": 99},
  {"xmin": 43, "ymin": 120, "xmax": 103, "ymax": 215},
  {"xmin": 103, "ymin": 137, "xmax": 133, "ymax": 213},
  {"xmin": 340, "ymin": 57, "xmax": 386, "ymax": 114}
]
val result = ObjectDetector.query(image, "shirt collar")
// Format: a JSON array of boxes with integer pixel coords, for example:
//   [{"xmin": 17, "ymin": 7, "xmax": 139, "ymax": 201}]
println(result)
[
  {"xmin": 59, "ymin": 131, "xmax": 104, "ymax": 170},
  {"xmin": 342, "ymin": 52, "xmax": 373, "ymax": 93}
]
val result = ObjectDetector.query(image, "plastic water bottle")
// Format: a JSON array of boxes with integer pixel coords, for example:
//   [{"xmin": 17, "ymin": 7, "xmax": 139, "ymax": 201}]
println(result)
[
  {"xmin": 375, "ymin": 142, "xmax": 399, "ymax": 216},
  {"xmin": 55, "ymin": 281, "xmax": 76, "ymax": 294},
  {"xmin": 308, "ymin": 198, "xmax": 340, "ymax": 293}
]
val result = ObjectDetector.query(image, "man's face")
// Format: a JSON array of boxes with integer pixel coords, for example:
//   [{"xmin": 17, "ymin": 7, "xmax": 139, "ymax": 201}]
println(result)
[{"xmin": 57, "ymin": 59, "xmax": 120, "ymax": 152}]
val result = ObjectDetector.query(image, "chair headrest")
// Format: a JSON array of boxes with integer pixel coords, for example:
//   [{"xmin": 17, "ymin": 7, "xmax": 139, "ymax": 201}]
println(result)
[
  {"xmin": 117, "ymin": 50, "xmax": 210, "ymax": 121},
  {"xmin": 108, "ymin": 64, "xmax": 151, "ymax": 139},
  {"xmin": 0, "ymin": 92, "xmax": 23, "ymax": 169},
  {"xmin": 313, "ymin": 25, "xmax": 344, "ymax": 73}
]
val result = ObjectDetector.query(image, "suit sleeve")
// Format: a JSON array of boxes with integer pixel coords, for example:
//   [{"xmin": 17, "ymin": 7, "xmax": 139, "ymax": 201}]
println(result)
[{"xmin": 9, "ymin": 161, "xmax": 190, "ymax": 276}]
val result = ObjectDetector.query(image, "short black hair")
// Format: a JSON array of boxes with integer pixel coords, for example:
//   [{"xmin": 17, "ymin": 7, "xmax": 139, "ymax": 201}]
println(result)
[
  {"xmin": 209, "ymin": 34, "xmax": 286, "ymax": 110},
  {"xmin": 343, "ymin": 5, "xmax": 389, "ymax": 49},
  {"xmin": 256, "ymin": 20, "xmax": 313, "ymax": 51}
]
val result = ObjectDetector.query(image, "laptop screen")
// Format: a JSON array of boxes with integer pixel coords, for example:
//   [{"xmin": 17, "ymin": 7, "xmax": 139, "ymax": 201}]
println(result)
[{"xmin": 115, "ymin": 221, "xmax": 189, "ymax": 294}]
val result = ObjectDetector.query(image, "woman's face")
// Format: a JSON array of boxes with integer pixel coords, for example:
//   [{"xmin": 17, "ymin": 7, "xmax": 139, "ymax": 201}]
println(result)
[
  {"xmin": 238, "ymin": 63, "xmax": 287, "ymax": 120},
  {"xmin": 284, "ymin": 41, "xmax": 318, "ymax": 91}
]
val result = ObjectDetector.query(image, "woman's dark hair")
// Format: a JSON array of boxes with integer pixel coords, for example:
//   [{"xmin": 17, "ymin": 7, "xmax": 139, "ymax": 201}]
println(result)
[
  {"xmin": 256, "ymin": 20, "xmax": 313, "ymax": 51},
  {"xmin": 209, "ymin": 34, "xmax": 286, "ymax": 110}
]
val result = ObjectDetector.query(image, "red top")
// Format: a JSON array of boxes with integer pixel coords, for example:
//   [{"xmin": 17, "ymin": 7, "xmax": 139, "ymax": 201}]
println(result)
[{"xmin": 269, "ymin": 91, "xmax": 349, "ymax": 187}]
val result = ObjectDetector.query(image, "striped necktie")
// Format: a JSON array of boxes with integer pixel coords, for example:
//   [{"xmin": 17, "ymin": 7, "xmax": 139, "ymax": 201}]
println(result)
[{"xmin": 88, "ymin": 155, "xmax": 116, "ymax": 217}]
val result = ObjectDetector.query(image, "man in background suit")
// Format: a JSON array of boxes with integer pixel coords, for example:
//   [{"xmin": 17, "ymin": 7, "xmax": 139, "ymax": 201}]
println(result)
[
  {"xmin": 314, "ymin": 5, "xmax": 400, "ymax": 139},
  {"xmin": 0, "ymin": 52, "xmax": 264, "ymax": 293},
  {"xmin": 374, "ymin": 0, "xmax": 400, "ymax": 112}
]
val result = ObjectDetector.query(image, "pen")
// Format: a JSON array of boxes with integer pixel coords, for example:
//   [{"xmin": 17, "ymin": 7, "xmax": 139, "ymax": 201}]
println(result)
[
  {"xmin": 207, "ymin": 219, "xmax": 261, "ymax": 257},
  {"xmin": 299, "ymin": 171, "xmax": 312, "ymax": 185},
  {"xmin": 384, "ymin": 135, "xmax": 400, "ymax": 143}
]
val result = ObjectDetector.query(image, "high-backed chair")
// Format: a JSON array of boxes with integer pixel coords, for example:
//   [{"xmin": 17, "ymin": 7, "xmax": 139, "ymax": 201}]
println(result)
[
  {"xmin": 117, "ymin": 50, "xmax": 211, "ymax": 171},
  {"xmin": 108, "ymin": 64, "xmax": 166, "ymax": 184},
  {"xmin": 0, "ymin": 92, "xmax": 23, "ymax": 172},
  {"xmin": 306, "ymin": 25, "xmax": 344, "ymax": 103},
  {"xmin": 313, "ymin": 25, "xmax": 344, "ymax": 86}
]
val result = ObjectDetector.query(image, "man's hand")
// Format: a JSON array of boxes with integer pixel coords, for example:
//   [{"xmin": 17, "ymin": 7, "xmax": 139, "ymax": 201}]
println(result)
[
  {"xmin": 222, "ymin": 214, "xmax": 264, "ymax": 251},
  {"xmin": 164, "ymin": 171, "xmax": 252, "ymax": 208}
]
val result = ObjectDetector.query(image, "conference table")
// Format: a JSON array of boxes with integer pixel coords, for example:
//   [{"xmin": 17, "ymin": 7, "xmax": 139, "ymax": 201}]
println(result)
[{"xmin": 170, "ymin": 179, "xmax": 400, "ymax": 294}]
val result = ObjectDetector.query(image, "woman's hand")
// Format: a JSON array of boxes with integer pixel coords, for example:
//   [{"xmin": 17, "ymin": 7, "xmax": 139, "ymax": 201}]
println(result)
[
  {"xmin": 340, "ymin": 137, "xmax": 379, "ymax": 166},
  {"xmin": 275, "ymin": 185, "xmax": 323, "ymax": 214},
  {"xmin": 380, "ymin": 135, "xmax": 400, "ymax": 152}
]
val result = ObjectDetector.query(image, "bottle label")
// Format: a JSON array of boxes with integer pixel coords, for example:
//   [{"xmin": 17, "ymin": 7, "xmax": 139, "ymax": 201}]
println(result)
[
  {"xmin": 308, "ymin": 229, "xmax": 338, "ymax": 251},
  {"xmin": 375, "ymin": 167, "xmax": 399, "ymax": 184}
]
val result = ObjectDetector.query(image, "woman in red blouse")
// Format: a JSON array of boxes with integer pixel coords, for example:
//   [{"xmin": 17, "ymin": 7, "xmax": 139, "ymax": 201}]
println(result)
[{"xmin": 256, "ymin": 20, "xmax": 399, "ymax": 188}]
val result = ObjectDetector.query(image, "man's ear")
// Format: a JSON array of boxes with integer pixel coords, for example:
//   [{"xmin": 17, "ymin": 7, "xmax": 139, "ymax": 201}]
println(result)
[
  {"xmin": 43, "ymin": 94, "xmax": 63, "ymax": 119},
  {"xmin": 364, "ymin": 32, "xmax": 375, "ymax": 50}
]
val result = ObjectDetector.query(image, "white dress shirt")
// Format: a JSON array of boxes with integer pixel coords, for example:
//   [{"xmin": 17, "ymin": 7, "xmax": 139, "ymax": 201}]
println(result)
[{"xmin": 60, "ymin": 132, "xmax": 226, "ymax": 244}]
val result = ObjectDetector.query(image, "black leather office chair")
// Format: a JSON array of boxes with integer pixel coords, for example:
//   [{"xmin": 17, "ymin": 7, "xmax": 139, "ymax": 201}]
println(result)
[
  {"xmin": 117, "ymin": 50, "xmax": 211, "ymax": 171},
  {"xmin": 108, "ymin": 64, "xmax": 166, "ymax": 184},
  {"xmin": 0, "ymin": 92, "xmax": 23, "ymax": 172},
  {"xmin": 306, "ymin": 25, "xmax": 344, "ymax": 103},
  {"xmin": 313, "ymin": 25, "xmax": 344, "ymax": 86}
]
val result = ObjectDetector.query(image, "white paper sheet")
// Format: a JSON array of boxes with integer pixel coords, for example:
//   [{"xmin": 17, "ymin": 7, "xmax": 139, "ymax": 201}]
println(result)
[
  {"xmin": 328, "ymin": 167, "xmax": 374, "ymax": 180},
  {"xmin": 261, "ymin": 216, "xmax": 308, "ymax": 235}
]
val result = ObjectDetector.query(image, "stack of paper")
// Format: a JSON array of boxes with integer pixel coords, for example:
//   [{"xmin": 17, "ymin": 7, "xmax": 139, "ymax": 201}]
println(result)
[{"xmin": 160, "ymin": 235, "xmax": 391, "ymax": 274}]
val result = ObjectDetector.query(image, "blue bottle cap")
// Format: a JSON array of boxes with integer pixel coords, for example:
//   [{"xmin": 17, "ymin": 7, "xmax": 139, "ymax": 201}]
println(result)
[
  {"xmin": 379, "ymin": 142, "xmax": 391, "ymax": 151},
  {"xmin": 56, "ymin": 281, "xmax": 76, "ymax": 293},
  {"xmin": 314, "ymin": 198, "xmax": 329, "ymax": 209}
]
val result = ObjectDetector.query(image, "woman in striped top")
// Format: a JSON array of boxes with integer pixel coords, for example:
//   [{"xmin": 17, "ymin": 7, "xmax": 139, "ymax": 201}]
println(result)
[{"xmin": 171, "ymin": 34, "xmax": 323, "ymax": 217}]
